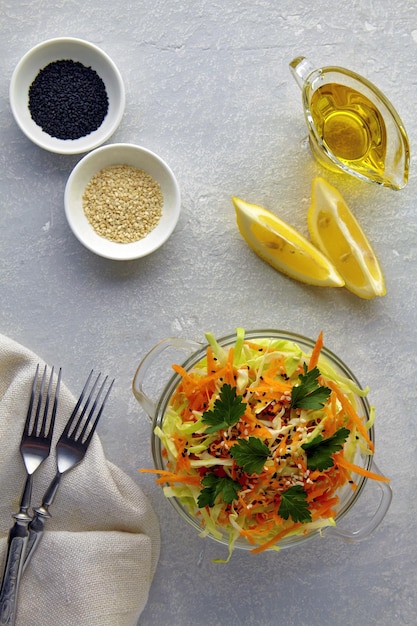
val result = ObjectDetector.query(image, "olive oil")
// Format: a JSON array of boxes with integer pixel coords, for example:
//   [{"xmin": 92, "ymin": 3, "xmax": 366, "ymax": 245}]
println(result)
[{"xmin": 309, "ymin": 83, "xmax": 386, "ymax": 179}]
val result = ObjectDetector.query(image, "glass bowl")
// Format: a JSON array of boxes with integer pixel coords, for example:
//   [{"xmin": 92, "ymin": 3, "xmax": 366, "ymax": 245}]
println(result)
[{"xmin": 133, "ymin": 330, "xmax": 392, "ymax": 552}]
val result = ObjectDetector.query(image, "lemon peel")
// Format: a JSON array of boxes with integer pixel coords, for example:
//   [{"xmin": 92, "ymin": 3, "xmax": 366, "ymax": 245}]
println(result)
[
  {"xmin": 307, "ymin": 177, "xmax": 386, "ymax": 299},
  {"xmin": 232, "ymin": 196, "xmax": 344, "ymax": 288}
]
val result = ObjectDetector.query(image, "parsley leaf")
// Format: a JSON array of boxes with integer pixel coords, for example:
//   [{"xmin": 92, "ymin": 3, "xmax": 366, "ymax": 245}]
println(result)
[
  {"xmin": 202, "ymin": 384, "xmax": 246, "ymax": 434},
  {"xmin": 230, "ymin": 436, "xmax": 270, "ymax": 474},
  {"xmin": 278, "ymin": 485, "xmax": 312, "ymax": 523},
  {"xmin": 291, "ymin": 364, "xmax": 331, "ymax": 410},
  {"xmin": 197, "ymin": 472, "xmax": 241, "ymax": 508},
  {"xmin": 302, "ymin": 426, "xmax": 350, "ymax": 470}
]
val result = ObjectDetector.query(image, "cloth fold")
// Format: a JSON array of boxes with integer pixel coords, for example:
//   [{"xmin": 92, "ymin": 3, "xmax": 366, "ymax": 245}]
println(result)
[{"xmin": 0, "ymin": 334, "xmax": 160, "ymax": 626}]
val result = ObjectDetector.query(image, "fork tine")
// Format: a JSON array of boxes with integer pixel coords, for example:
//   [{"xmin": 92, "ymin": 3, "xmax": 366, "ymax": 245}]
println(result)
[
  {"xmin": 25, "ymin": 365, "xmax": 61, "ymax": 440},
  {"xmin": 23, "ymin": 364, "xmax": 47, "ymax": 440},
  {"xmin": 81, "ymin": 376, "xmax": 114, "ymax": 445},
  {"xmin": 32, "ymin": 365, "xmax": 47, "ymax": 436},
  {"xmin": 39, "ymin": 365, "xmax": 53, "ymax": 437},
  {"xmin": 73, "ymin": 372, "xmax": 102, "ymax": 437},
  {"xmin": 43, "ymin": 367, "xmax": 62, "ymax": 438},
  {"xmin": 77, "ymin": 373, "xmax": 105, "ymax": 440},
  {"xmin": 22, "ymin": 364, "xmax": 40, "ymax": 437},
  {"xmin": 60, "ymin": 369, "xmax": 95, "ymax": 439},
  {"xmin": 72, "ymin": 369, "xmax": 94, "ymax": 415}
]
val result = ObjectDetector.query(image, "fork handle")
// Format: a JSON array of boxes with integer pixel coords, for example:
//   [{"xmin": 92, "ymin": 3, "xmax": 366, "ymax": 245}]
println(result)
[
  {"xmin": 22, "ymin": 471, "xmax": 62, "ymax": 572},
  {"xmin": 21, "ymin": 508, "xmax": 48, "ymax": 573},
  {"xmin": 0, "ymin": 520, "xmax": 30, "ymax": 626}
]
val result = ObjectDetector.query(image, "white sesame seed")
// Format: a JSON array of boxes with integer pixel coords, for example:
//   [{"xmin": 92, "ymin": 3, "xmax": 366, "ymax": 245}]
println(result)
[{"xmin": 82, "ymin": 164, "xmax": 163, "ymax": 243}]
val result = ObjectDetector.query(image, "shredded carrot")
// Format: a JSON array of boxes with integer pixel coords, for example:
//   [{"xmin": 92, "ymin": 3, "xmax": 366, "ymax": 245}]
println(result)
[
  {"xmin": 334, "ymin": 454, "xmax": 390, "ymax": 482},
  {"xmin": 171, "ymin": 433, "xmax": 191, "ymax": 471},
  {"xmin": 245, "ymin": 341, "xmax": 267, "ymax": 352},
  {"xmin": 308, "ymin": 330, "xmax": 324, "ymax": 370},
  {"xmin": 250, "ymin": 522, "xmax": 304, "ymax": 553},
  {"xmin": 250, "ymin": 379, "xmax": 292, "ymax": 395},
  {"xmin": 239, "ymin": 519, "xmax": 276, "ymax": 540},
  {"xmin": 239, "ymin": 406, "xmax": 272, "ymax": 438},
  {"xmin": 206, "ymin": 346, "xmax": 216, "ymax": 374},
  {"xmin": 311, "ymin": 499, "xmax": 338, "ymax": 520},
  {"xmin": 171, "ymin": 363, "xmax": 189, "ymax": 378},
  {"xmin": 139, "ymin": 468, "xmax": 202, "ymax": 486},
  {"xmin": 327, "ymin": 380, "xmax": 374, "ymax": 451}
]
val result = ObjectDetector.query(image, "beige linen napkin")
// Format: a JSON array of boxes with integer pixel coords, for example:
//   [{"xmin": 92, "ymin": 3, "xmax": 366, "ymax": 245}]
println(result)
[{"xmin": 0, "ymin": 334, "xmax": 160, "ymax": 626}]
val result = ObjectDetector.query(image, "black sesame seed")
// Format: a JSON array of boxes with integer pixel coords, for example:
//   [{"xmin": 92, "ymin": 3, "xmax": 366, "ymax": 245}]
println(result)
[{"xmin": 28, "ymin": 59, "xmax": 109, "ymax": 140}]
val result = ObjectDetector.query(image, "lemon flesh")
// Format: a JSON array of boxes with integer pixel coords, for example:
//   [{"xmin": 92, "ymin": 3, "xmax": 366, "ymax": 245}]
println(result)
[
  {"xmin": 233, "ymin": 196, "xmax": 344, "ymax": 288},
  {"xmin": 307, "ymin": 177, "xmax": 386, "ymax": 299}
]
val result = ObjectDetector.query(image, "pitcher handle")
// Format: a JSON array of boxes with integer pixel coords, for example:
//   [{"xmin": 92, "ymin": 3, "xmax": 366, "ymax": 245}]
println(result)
[
  {"xmin": 326, "ymin": 461, "xmax": 392, "ymax": 542},
  {"xmin": 132, "ymin": 337, "xmax": 202, "ymax": 421}
]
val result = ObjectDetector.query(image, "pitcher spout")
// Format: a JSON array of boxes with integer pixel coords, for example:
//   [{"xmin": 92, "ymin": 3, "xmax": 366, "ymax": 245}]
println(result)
[{"xmin": 289, "ymin": 56, "xmax": 315, "ymax": 89}]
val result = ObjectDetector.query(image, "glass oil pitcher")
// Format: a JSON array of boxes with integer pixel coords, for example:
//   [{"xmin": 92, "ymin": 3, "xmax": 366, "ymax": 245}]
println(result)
[{"xmin": 289, "ymin": 56, "xmax": 410, "ymax": 190}]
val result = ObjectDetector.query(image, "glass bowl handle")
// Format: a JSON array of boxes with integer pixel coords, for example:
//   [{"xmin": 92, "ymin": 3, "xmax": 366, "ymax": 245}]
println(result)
[
  {"xmin": 326, "ymin": 461, "xmax": 392, "ymax": 542},
  {"xmin": 132, "ymin": 337, "xmax": 202, "ymax": 421}
]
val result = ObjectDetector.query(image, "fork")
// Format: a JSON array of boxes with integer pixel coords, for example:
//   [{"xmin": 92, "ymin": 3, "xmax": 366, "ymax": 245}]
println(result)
[
  {"xmin": 22, "ymin": 370, "xmax": 114, "ymax": 570},
  {"xmin": 0, "ymin": 364, "xmax": 61, "ymax": 626}
]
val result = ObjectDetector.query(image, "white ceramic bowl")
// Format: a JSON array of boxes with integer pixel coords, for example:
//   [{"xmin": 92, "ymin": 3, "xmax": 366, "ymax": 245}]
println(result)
[
  {"xmin": 10, "ymin": 37, "xmax": 125, "ymax": 154},
  {"xmin": 64, "ymin": 143, "xmax": 181, "ymax": 260}
]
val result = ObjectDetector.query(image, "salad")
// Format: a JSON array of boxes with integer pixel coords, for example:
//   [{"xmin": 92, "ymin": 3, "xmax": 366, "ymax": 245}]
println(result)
[{"xmin": 142, "ymin": 329, "xmax": 389, "ymax": 560}]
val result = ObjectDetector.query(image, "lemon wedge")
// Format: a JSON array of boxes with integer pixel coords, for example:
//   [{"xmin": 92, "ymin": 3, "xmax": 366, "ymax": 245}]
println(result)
[
  {"xmin": 233, "ymin": 196, "xmax": 344, "ymax": 288},
  {"xmin": 307, "ymin": 177, "xmax": 386, "ymax": 299}
]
